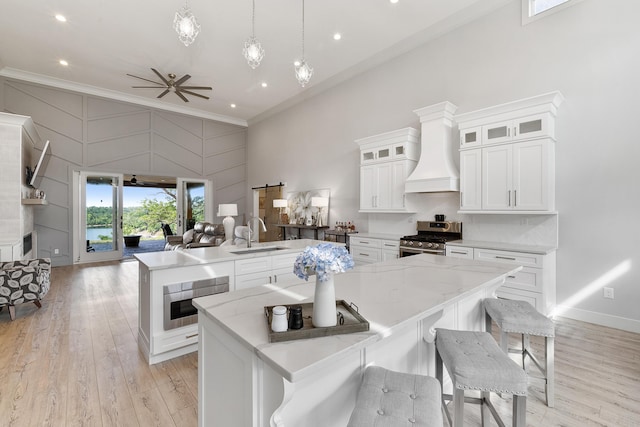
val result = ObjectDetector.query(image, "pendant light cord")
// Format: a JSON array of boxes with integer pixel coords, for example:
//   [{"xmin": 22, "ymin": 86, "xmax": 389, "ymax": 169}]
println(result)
[
  {"xmin": 301, "ymin": 0, "xmax": 306, "ymax": 60},
  {"xmin": 252, "ymin": 0, "xmax": 256, "ymax": 37}
]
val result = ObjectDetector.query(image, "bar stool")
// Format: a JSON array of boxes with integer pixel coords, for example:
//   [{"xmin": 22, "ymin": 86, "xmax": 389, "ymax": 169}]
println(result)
[
  {"xmin": 484, "ymin": 298, "xmax": 555, "ymax": 407},
  {"xmin": 348, "ymin": 366, "xmax": 443, "ymax": 427},
  {"xmin": 435, "ymin": 328, "xmax": 528, "ymax": 427}
]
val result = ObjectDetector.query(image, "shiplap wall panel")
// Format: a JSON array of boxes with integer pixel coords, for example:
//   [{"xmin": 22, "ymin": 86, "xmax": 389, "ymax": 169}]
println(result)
[
  {"xmin": 87, "ymin": 112, "xmax": 151, "ymax": 142},
  {"xmin": 36, "ymin": 127, "xmax": 83, "ymax": 167},
  {"xmin": 2, "ymin": 78, "xmax": 247, "ymax": 266},
  {"xmin": 8, "ymin": 81, "xmax": 83, "ymax": 117},
  {"xmin": 204, "ymin": 120, "xmax": 243, "ymax": 138},
  {"xmin": 212, "ymin": 164, "xmax": 245, "ymax": 192},
  {"xmin": 154, "ymin": 134, "xmax": 203, "ymax": 175},
  {"xmin": 87, "ymin": 97, "xmax": 148, "ymax": 118},
  {"xmin": 156, "ymin": 111, "xmax": 203, "ymax": 137},
  {"xmin": 153, "ymin": 113, "xmax": 203, "ymax": 155},
  {"xmin": 204, "ymin": 131, "xmax": 245, "ymax": 157},
  {"xmin": 95, "ymin": 153, "xmax": 152, "ymax": 173},
  {"xmin": 206, "ymin": 147, "xmax": 246, "ymax": 176},
  {"xmin": 5, "ymin": 84, "xmax": 83, "ymax": 140},
  {"xmin": 86, "ymin": 133, "xmax": 151, "ymax": 166},
  {"xmin": 152, "ymin": 153, "xmax": 201, "ymax": 178}
]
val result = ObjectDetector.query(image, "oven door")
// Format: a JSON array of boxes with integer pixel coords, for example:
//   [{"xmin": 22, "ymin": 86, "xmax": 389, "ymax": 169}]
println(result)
[{"xmin": 399, "ymin": 247, "xmax": 445, "ymax": 257}]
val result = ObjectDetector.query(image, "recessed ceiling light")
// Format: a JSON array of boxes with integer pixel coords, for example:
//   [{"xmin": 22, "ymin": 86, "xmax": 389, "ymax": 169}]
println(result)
[
  {"xmin": 55, "ymin": 14, "xmax": 67, "ymax": 22},
  {"xmin": 261, "ymin": 82, "xmax": 268, "ymax": 88},
  {"xmin": 230, "ymin": 103, "xmax": 236, "ymax": 108},
  {"xmin": 59, "ymin": 59, "xmax": 69, "ymax": 66},
  {"xmin": 390, "ymin": 0, "xmax": 399, "ymax": 4},
  {"xmin": 333, "ymin": 33, "xmax": 342, "ymax": 41}
]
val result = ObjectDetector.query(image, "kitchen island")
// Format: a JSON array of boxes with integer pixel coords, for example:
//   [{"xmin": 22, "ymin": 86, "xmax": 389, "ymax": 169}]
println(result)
[
  {"xmin": 192, "ymin": 253, "xmax": 522, "ymax": 427},
  {"xmin": 135, "ymin": 239, "xmax": 325, "ymax": 364}
]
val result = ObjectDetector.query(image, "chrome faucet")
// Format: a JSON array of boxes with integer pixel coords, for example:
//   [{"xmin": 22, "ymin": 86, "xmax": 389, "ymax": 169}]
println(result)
[{"xmin": 246, "ymin": 216, "xmax": 267, "ymax": 247}]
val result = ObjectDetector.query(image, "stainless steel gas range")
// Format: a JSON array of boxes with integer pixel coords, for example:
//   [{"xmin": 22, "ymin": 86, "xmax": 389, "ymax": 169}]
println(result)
[{"xmin": 399, "ymin": 221, "xmax": 462, "ymax": 257}]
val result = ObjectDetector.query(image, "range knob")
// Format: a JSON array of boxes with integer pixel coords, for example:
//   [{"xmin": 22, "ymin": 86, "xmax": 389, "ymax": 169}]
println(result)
[
  {"xmin": 417, "ymin": 242, "xmax": 423, "ymax": 248},
  {"xmin": 408, "ymin": 241, "xmax": 413, "ymax": 246},
  {"xmin": 426, "ymin": 242, "xmax": 433, "ymax": 248}
]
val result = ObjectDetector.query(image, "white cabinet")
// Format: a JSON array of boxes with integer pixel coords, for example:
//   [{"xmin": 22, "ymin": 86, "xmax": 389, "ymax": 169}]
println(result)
[
  {"xmin": 381, "ymin": 240, "xmax": 400, "ymax": 261},
  {"xmin": 356, "ymin": 128, "xmax": 419, "ymax": 213},
  {"xmin": 459, "ymin": 149, "xmax": 482, "ymax": 211},
  {"xmin": 453, "ymin": 246, "xmax": 556, "ymax": 316},
  {"xmin": 349, "ymin": 236, "xmax": 399, "ymax": 265},
  {"xmin": 445, "ymin": 246, "xmax": 474, "ymax": 259},
  {"xmin": 483, "ymin": 113, "xmax": 552, "ymax": 145},
  {"xmin": 482, "ymin": 140, "xmax": 552, "ymax": 211},
  {"xmin": 349, "ymin": 236, "xmax": 381, "ymax": 265},
  {"xmin": 234, "ymin": 252, "xmax": 300, "ymax": 290},
  {"xmin": 459, "ymin": 126, "xmax": 482, "ymax": 148},
  {"xmin": 456, "ymin": 92, "xmax": 563, "ymax": 213}
]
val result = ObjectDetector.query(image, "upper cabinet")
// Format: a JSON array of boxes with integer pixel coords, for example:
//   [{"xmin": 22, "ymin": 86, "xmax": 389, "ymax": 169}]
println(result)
[
  {"xmin": 356, "ymin": 128, "xmax": 419, "ymax": 213},
  {"xmin": 456, "ymin": 92, "xmax": 563, "ymax": 214}
]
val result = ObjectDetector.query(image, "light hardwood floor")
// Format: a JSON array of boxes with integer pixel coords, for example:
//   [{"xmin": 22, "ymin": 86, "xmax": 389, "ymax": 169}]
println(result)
[{"xmin": 0, "ymin": 260, "xmax": 638, "ymax": 426}]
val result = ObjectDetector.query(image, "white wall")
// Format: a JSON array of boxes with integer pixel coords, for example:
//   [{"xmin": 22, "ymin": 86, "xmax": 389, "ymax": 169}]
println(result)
[{"xmin": 248, "ymin": 0, "xmax": 640, "ymax": 331}]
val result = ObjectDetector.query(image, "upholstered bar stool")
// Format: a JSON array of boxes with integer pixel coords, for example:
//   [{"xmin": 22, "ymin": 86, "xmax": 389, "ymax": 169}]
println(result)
[
  {"xmin": 435, "ymin": 328, "xmax": 528, "ymax": 427},
  {"xmin": 484, "ymin": 298, "xmax": 555, "ymax": 407},
  {"xmin": 347, "ymin": 366, "xmax": 443, "ymax": 427}
]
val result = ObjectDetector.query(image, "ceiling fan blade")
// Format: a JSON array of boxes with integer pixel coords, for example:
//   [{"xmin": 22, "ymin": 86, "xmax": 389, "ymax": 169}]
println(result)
[
  {"xmin": 132, "ymin": 85, "xmax": 168, "ymax": 88},
  {"xmin": 179, "ymin": 86, "xmax": 212, "ymax": 90},
  {"xmin": 157, "ymin": 89, "xmax": 170, "ymax": 98},
  {"xmin": 175, "ymin": 90, "xmax": 190, "ymax": 103},
  {"xmin": 151, "ymin": 68, "xmax": 170, "ymax": 86},
  {"xmin": 126, "ymin": 74, "xmax": 164, "ymax": 85},
  {"xmin": 180, "ymin": 89, "xmax": 210, "ymax": 100},
  {"xmin": 174, "ymin": 74, "xmax": 191, "ymax": 86}
]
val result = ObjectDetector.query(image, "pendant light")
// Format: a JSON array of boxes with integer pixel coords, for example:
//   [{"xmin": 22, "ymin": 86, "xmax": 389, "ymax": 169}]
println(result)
[
  {"xmin": 174, "ymin": 0, "xmax": 201, "ymax": 47},
  {"xmin": 295, "ymin": 0, "xmax": 313, "ymax": 87},
  {"xmin": 243, "ymin": 0, "xmax": 265, "ymax": 69}
]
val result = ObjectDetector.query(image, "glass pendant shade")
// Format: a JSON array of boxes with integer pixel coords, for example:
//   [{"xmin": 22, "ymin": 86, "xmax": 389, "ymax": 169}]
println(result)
[
  {"xmin": 174, "ymin": 4, "xmax": 201, "ymax": 46},
  {"xmin": 295, "ymin": 60, "xmax": 313, "ymax": 87},
  {"xmin": 243, "ymin": 36, "xmax": 265, "ymax": 69},
  {"xmin": 243, "ymin": 0, "xmax": 265, "ymax": 69}
]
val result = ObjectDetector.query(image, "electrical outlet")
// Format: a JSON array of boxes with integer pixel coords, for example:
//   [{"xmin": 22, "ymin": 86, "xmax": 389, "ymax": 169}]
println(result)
[
  {"xmin": 54, "ymin": 248, "xmax": 59, "ymax": 255},
  {"xmin": 603, "ymin": 287, "xmax": 614, "ymax": 299}
]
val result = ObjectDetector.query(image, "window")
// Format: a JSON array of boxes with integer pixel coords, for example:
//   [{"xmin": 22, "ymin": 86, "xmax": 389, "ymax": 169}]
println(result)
[{"xmin": 522, "ymin": 0, "xmax": 582, "ymax": 25}]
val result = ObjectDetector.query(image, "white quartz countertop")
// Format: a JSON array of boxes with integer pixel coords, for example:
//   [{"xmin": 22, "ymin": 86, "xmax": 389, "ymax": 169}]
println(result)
[
  {"xmin": 134, "ymin": 238, "xmax": 326, "ymax": 270},
  {"xmin": 447, "ymin": 239, "xmax": 556, "ymax": 255},
  {"xmin": 192, "ymin": 254, "xmax": 521, "ymax": 383}
]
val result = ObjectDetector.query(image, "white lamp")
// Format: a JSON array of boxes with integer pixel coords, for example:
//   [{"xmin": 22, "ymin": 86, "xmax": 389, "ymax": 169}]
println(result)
[
  {"xmin": 311, "ymin": 197, "xmax": 328, "ymax": 227},
  {"xmin": 217, "ymin": 204, "xmax": 238, "ymax": 243},
  {"xmin": 273, "ymin": 199, "xmax": 287, "ymax": 224}
]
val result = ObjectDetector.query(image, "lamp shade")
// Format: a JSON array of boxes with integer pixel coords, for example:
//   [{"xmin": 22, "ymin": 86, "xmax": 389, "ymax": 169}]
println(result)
[
  {"xmin": 217, "ymin": 203, "xmax": 238, "ymax": 217},
  {"xmin": 273, "ymin": 199, "xmax": 288, "ymax": 208},
  {"xmin": 311, "ymin": 197, "xmax": 328, "ymax": 207}
]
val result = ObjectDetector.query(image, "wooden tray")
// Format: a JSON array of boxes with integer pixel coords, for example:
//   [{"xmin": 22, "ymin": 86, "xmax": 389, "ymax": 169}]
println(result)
[{"xmin": 264, "ymin": 300, "xmax": 369, "ymax": 343}]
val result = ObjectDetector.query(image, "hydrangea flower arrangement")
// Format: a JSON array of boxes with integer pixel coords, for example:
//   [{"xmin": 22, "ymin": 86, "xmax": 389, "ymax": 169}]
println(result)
[{"xmin": 293, "ymin": 243, "xmax": 354, "ymax": 282}]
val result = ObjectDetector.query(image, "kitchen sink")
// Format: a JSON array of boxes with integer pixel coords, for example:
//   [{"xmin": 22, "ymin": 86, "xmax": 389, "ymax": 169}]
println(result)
[{"xmin": 229, "ymin": 246, "xmax": 288, "ymax": 255}]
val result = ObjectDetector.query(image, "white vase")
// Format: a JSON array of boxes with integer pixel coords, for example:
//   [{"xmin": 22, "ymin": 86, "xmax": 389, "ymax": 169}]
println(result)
[{"xmin": 312, "ymin": 272, "xmax": 337, "ymax": 327}]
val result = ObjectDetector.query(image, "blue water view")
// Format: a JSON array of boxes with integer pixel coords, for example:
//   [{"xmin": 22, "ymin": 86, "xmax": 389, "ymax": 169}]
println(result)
[{"xmin": 86, "ymin": 227, "xmax": 112, "ymax": 241}]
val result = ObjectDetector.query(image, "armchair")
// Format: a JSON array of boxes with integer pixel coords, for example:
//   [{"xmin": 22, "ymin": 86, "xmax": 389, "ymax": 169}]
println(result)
[{"xmin": 0, "ymin": 258, "xmax": 51, "ymax": 321}]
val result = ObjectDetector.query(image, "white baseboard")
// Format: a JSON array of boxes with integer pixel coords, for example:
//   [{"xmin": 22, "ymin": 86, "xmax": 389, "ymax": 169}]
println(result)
[{"xmin": 556, "ymin": 305, "xmax": 640, "ymax": 334}]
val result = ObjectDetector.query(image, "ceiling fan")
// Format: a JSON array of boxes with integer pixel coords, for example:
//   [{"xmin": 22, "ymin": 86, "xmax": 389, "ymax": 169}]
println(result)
[{"xmin": 126, "ymin": 68, "xmax": 212, "ymax": 102}]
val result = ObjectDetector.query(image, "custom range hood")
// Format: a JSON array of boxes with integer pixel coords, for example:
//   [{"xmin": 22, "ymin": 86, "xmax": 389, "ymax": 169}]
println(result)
[{"xmin": 405, "ymin": 101, "xmax": 459, "ymax": 193}]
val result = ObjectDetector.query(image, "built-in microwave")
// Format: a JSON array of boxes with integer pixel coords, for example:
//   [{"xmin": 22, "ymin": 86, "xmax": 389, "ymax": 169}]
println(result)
[{"xmin": 163, "ymin": 276, "xmax": 229, "ymax": 330}]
